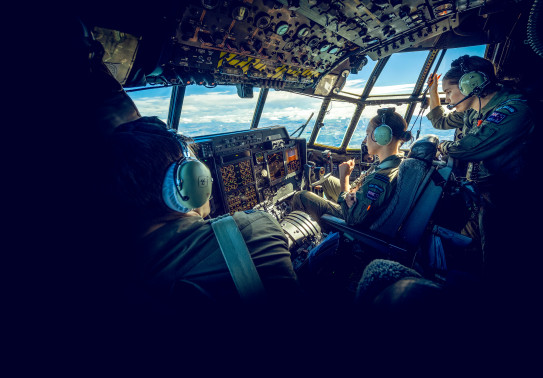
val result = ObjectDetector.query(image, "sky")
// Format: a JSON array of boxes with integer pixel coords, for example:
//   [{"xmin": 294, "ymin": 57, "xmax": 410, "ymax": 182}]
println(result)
[{"xmin": 128, "ymin": 45, "xmax": 486, "ymax": 148}]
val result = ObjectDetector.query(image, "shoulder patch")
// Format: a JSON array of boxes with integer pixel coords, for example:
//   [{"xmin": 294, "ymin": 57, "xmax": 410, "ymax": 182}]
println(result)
[
  {"xmin": 366, "ymin": 190, "xmax": 381, "ymax": 201},
  {"xmin": 373, "ymin": 173, "xmax": 390, "ymax": 183},
  {"xmin": 244, "ymin": 209, "xmax": 257, "ymax": 214},
  {"xmin": 368, "ymin": 183, "xmax": 384, "ymax": 193},
  {"xmin": 496, "ymin": 105, "xmax": 516, "ymax": 113},
  {"xmin": 486, "ymin": 111, "xmax": 507, "ymax": 124}
]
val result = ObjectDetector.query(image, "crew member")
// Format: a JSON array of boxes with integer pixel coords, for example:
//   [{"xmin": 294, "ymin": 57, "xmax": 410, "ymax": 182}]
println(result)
[
  {"xmin": 105, "ymin": 116, "xmax": 301, "ymax": 309},
  {"xmin": 292, "ymin": 109, "xmax": 412, "ymax": 228},
  {"xmin": 426, "ymin": 55, "xmax": 536, "ymax": 285}
]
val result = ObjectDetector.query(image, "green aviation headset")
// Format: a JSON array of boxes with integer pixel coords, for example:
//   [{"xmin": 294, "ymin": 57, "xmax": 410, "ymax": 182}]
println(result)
[
  {"xmin": 372, "ymin": 107, "xmax": 396, "ymax": 146},
  {"xmin": 458, "ymin": 56, "xmax": 490, "ymax": 97},
  {"xmin": 162, "ymin": 130, "xmax": 213, "ymax": 213}
]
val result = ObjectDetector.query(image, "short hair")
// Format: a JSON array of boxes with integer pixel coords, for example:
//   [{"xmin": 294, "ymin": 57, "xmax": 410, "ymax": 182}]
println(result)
[
  {"xmin": 443, "ymin": 55, "xmax": 499, "ymax": 96},
  {"xmin": 106, "ymin": 116, "xmax": 184, "ymax": 229},
  {"xmin": 369, "ymin": 109, "xmax": 412, "ymax": 142}
]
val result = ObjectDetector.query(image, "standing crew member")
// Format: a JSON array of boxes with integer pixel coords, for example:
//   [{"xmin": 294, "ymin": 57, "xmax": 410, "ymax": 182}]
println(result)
[{"xmin": 426, "ymin": 55, "xmax": 536, "ymax": 286}]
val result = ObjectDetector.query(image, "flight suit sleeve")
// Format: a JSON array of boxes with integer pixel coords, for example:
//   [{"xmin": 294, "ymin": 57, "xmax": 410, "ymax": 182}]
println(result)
[
  {"xmin": 427, "ymin": 106, "xmax": 466, "ymax": 130},
  {"xmin": 438, "ymin": 102, "xmax": 533, "ymax": 161},
  {"xmin": 338, "ymin": 174, "xmax": 390, "ymax": 227}
]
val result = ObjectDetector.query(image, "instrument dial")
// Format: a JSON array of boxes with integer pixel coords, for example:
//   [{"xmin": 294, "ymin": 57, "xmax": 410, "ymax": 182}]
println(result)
[
  {"xmin": 297, "ymin": 25, "xmax": 310, "ymax": 38},
  {"xmin": 232, "ymin": 6, "xmax": 249, "ymax": 21},
  {"xmin": 276, "ymin": 22, "xmax": 290, "ymax": 36}
]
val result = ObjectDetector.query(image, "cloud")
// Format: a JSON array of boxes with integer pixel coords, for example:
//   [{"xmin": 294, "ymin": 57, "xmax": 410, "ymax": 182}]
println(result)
[
  {"xmin": 341, "ymin": 78, "xmax": 366, "ymax": 93},
  {"xmin": 127, "ymin": 82, "xmax": 455, "ymax": 142},
  {"xmin": 368, "ymin": 83, "xmax": 416, "ymax": 95}
]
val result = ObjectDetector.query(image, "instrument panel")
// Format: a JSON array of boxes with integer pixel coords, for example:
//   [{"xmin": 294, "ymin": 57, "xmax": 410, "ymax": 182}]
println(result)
[{"xmin": 193, "ymin": 126, "xmax": 306, "ymax": 218}]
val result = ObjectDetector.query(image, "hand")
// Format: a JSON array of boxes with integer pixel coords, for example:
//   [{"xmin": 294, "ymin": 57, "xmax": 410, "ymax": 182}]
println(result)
[
  {"xmin": 437, "ymin": 141, "xmax": 450, "ymax": 156},
  {"xmin": 427, "ymin": 73, "xmax": 442, "ymax": 110},
  {"xmin": 339, "ymin": 159, "xmax": 355, "ymax": 178},
  {"xmin": 427, "ymin": 73, "xmax": 441, "ymax": 93},
  {"xmin": 345, "ymin": 190, "xmax": 357, "ymax": 208}
]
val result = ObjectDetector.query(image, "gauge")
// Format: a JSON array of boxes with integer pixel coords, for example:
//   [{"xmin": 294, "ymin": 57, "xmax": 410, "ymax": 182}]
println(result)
[
  {"xmin": 307, "ymin": 37, "xmax": 319, "ymax": 48},
  {"xmin": 276, "ymin": 22, "xmax": 290, "ymax": 36},
  {"xmin": 232, "ymin": 6, "xmax": 249, "ymax": 21},
  {"xmin": 297, "ymin": 25, "xmax": 310, "ymax": 38},
  {"xmin": 255, "ymin": 14, "xmax": 271, "ymax": 29},
  {"xmin": 283, "ymin": 41, "xmax": 294, "ymax": 51},
  {"xmin": 201, "ymin": 0, "xmax": 219, "ymax": 10},
  {"xmin": 319, "ymin": 41, "xmax": 331, "ymax": 53}
]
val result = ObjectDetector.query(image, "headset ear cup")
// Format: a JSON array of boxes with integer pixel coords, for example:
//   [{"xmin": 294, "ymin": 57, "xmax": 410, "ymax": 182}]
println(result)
[
  {"xmin": 162, "ymin": 159, "xmax": 213, "ymax": 213},
  {"xmin": 459, "ymin": 71, "xmax": 488, "ymax": 96},
  {"xmin": 373, "ymin": 124, "xmax": 393, "ymax": 146},
  {"xmin": 162, "ymin": 163, "xmax": 190, "ymax": 213}
]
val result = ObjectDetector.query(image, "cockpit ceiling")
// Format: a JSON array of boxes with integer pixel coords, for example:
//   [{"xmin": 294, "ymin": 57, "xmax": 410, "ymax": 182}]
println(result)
[{"xmin": 88, "ymin": 0, "xmax": 519, "ymax": 94}]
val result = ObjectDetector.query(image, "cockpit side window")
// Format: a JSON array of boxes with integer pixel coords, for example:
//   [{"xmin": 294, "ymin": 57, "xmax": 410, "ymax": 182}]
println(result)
[{"xmin": 127, "ymin": 86, "xmax": 172, "ymax": 123}]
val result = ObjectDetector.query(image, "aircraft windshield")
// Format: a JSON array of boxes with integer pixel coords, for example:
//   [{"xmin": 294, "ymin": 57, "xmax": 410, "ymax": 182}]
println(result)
[
  {"xmin": 372, "ymin": 51, "xmax": 438, "ymax": 95},
  {"xmin": 128, "ymin": 86, "xmax": 172, "ymax": 124},
  {"xmin": 258, "ymin": 90, "xmax": 322, "ymax": 139},
  {"xmin": 127, "ymin": 45, "xmax": 487, "ymax": 147},
  {"xmin": 314, "ymin": 101, "xmax": 358, "ymax": 146}
]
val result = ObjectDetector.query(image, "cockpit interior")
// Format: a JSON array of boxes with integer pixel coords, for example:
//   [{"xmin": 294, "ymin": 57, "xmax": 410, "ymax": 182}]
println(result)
[
  {"xmin": 17, "ymin": 0, "xmax": 543, "ymax": 372},
  {"xmin": 73, "ymin": 0, "xmax": 542, "ymax": 289}
]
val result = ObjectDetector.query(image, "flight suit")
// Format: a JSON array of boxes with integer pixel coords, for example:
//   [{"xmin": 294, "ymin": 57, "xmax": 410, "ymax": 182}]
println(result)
[
  {"xmin": 136, "ymin": 210, "xmax": 301, "ymax": 305},
  {"xmin": 427, "ymin": 86, "xmax": 536, "ymax": 283},
  {"xmin": 292, "ymin": 154, "xmax": 402, "ymax": 228}
]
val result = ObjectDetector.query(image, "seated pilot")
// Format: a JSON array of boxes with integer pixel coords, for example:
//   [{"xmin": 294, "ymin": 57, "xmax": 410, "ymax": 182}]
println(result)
[
  {"xmin": 105, "ymin": 116, "xmax": 301, "ymax": 308},
  {"xmin": 292, "ymin": 108, "xmax": 412, "ymax": 228}
]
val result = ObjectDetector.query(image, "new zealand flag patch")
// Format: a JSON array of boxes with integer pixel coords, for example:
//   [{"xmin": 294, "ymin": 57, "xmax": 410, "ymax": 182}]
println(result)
[
  {"xmin": 366, "ymin": 190, "xmax": 381, "ymax": 201},
  {"xmin": 486, "ymin": 111, "xmax": 507, "ymax": 124},
  {"xmin": 374, "ymin": 174, "xmax": 390, "ymax": 183}
]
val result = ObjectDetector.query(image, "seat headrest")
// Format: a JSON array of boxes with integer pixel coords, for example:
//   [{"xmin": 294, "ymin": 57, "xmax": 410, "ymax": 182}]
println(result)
[{"xmin": 407, "ymin": 134, "xmax": 439, "ymax": 162}]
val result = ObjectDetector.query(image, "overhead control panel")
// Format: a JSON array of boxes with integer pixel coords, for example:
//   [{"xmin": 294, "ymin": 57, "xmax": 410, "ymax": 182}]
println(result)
[
  {"xmin": 94, "ymin": 0, "xmax": 491, "ymax": 93},
  {"xmin": 152, "ymin": 0, "xmax": 361, "ymax": 90}
]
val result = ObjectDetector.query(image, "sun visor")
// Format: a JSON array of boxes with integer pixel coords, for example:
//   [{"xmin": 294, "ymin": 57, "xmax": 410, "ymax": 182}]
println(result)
[
  {"xmin": 93, "ymin": 26, "xmax": 140, "ymax": 86},
  {"xmin": 314, "ymin": 74, "xmax": 338, "ymax": 96}
]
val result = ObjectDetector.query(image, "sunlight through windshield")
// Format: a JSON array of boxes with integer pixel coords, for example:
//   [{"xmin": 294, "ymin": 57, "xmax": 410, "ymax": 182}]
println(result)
[{"xmin": 127, "ymin": 44, "xmax": 487, "ymax": 147}]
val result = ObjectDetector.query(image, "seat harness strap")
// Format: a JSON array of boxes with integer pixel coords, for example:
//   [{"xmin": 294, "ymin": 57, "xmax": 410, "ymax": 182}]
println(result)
[{"xmin": 211, "ymin": 215, "xmax": 266, "ymax": 303}]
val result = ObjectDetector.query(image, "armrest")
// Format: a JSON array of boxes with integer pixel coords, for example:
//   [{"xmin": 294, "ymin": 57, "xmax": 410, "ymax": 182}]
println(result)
[
  {"xmin": 320, "ymin": 215, "xmax": 409, "ymax": 258},
  {"xmin": 432, "ymin": 225, "xmax": 472, "ymax": 247}
]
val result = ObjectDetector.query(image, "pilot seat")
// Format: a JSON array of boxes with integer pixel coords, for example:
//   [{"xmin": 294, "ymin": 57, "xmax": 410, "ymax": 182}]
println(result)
[{"xmin": 319, "ymin": 135, "xmax": 472, "ymax": 281}]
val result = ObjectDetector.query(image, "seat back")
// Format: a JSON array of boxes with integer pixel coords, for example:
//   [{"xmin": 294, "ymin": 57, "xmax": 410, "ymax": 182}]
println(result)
[
  {"xmin": 369, "ymin": 158, "xmax": 430, "ymax": 236},
  {"xmin": 397, "ymin": 158, "xmax": 453, "ymax": 248},
  {"xmin": 369, "ymin": 135, "xmax": 440, "ymax": 238},
  {"xmin": 320, "ymin": 135, "xmax": 457, "ymax": 268}
]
